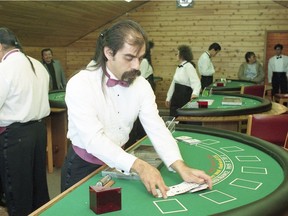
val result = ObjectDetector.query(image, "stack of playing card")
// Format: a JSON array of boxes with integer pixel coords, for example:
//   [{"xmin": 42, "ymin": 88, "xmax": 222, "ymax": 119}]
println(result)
[{"xmin": 176, "ymin": 136, "xmax": 201, "ymax": 145}]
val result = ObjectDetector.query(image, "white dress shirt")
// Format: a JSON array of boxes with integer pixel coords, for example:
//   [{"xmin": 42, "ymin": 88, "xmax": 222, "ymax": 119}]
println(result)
[
  {"xmin": 65, "ymin": 67, "xmax": 183, "ymax": 174},
  {"xmin": 140, "ymin": 58, "xmax": 153, "ymax": 79},
  {"xmin": 197, "ymin": 51, "xmax": 215, "ymax": 76},
  {"xmin": 166, "ymin": 61, "xmax": 201, "ymax": 101},
  {"xmin": 0, "ymin": 50, "xmax": 50, "ymax": 127},
  {"xmin": 268, "ymin": 55, "xmax": 288, "ymax": 83}
]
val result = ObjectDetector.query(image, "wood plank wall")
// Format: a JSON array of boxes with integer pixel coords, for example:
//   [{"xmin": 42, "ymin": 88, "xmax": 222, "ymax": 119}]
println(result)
[{"xmin": 25, "ymin": 1, "xmax": 288, "ymax": 108}]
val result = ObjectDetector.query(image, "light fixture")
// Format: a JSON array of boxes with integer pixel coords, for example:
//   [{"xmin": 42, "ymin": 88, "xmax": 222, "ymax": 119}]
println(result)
[{"xmin": 176, "ymin": 0, "xmax": 193, "ymax": 8}]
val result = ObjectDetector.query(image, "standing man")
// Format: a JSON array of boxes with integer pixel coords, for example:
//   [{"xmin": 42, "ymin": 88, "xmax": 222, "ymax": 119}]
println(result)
[
  {"xmin": 268, "ymin": 44, "xmax": 288, "ymax": 96},
  {"xmin": 0, "ymin": 27, "xmax": 50, "ymax": 215},
  {"xmin": 41, "ymin": 48, "xmax": 66, "ymax": 90},
  {"xmin": 61, "ymin": 20, "xmax": 212, "ymax": 198},
  {"xmin": 198, "ymin": 42, "xmax": 221, "ymax": 89}
]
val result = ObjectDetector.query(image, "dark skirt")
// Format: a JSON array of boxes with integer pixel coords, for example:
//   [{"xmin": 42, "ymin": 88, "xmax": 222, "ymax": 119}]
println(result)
[{"xmin": 170, "ymin": 83, "xmax": 192, "ymax": 117}]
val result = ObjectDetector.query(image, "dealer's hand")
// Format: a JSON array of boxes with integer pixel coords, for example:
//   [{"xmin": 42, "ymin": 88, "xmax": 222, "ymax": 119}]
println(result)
[
  {"xmin": 131, "ymin": 159, "xmax": 170, "ymax": 198},
  {"xmin": 171, "ymin": 160, "xmax": 213, "ymax": 189}
]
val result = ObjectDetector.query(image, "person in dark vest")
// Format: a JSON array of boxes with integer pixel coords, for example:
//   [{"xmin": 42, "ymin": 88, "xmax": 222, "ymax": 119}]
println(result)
[{"xmin": 166, "ymin": 45, "xmax": 201, "ymax": 117}]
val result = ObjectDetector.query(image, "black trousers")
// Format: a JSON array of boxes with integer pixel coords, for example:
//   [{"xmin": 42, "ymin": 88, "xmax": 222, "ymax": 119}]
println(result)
[
  {"xmin": 61, "ymin": 145, "xmax": 101, "ymax": 192},
  {"xmin": 170, "ymin": 83, "xmax": 192, "ymax": 117},
  {"xmin": 0, "ymin": 121, "xmax": 49, "ymax": 216},
  {"xmin": 272, "ymin": 72, "xmax": 287, "ymax": 96},
  {"xmin": 201, "ymin": 75, "xmax": 213, "ymax": 89}
]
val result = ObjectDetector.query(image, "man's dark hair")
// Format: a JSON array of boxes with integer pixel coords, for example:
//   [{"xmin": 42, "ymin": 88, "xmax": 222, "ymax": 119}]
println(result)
[
  {"xmin": 144, "ymin": 40, "xmax": 154, "ymax": 67},
  {"xmin": 41, "ymin": 48, "xmax": 53, "ymax": 57},
  {"xmin": 93, "ymin": 20, "xmax": 148, "ymax": 70},
  {"xmin": 0, "ymin": 27, "xmax": 35, "ymax": 73},
  {"xmin": 274, "ymin": 44, "xmax": 283, "ymax": 50},
  {"xmin": 0, "ymin": 27, "xmax": 22, "ymax": 50},
  {"xmin": 209, "ymin": 42, "xmax": 221, "ymax": 51}
]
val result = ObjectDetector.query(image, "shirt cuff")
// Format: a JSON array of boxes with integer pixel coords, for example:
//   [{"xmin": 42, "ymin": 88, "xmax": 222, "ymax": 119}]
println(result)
[{"xmin": 115, "ymin": 152, "xmax": 137, "ymax": 174}]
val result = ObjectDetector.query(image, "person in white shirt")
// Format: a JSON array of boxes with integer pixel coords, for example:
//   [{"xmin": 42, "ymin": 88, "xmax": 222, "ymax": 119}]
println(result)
[
  {"xmin": 61, "ymin": 20, "xmax": 212, "ymax": 198},
  {"xmin": 238, "ymin": 52, "xmax": 264, "ymax": 84},
  {"xmin": 198, "ymin": 43, "xmax": 221, "ymax": 89},
  {"xmin": 268, "ymin": 44, "xmax": 288, "ymax": 96},
  {"xmin": 165, "ymin": 45, "xmax": 201, "ymax": 117},
  {"xmin": 0, "ymin": 27, "xmax": 50, "ymax": 215},
  {"xmin": 140, "ymin": 40, "xmax": 155, "ymax": 90}
]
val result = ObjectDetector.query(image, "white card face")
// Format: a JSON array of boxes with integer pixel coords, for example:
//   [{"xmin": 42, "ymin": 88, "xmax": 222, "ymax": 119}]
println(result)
[
  {"xmin": 156, "ymin": 182, "xmax": 208, "ymax": 198},
  {"xmin": 176, "ymin": 136, "xmax": 201, "ymax": 145}
]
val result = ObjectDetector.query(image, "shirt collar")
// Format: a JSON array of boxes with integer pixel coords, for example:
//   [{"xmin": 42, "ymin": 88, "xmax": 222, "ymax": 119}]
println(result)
[{"xmin": 1, "ymin": 49, "xmax": 20, "ymax": 62}]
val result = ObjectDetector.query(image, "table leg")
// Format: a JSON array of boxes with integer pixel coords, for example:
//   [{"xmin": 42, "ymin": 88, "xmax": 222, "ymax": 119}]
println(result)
[
  {"xmin": 46, "ymin": 116, "xmax": 53, "ymax": 173},
  {"xmin": 51, "ymin": 111, "xmax": 68, "ymax": 168}
]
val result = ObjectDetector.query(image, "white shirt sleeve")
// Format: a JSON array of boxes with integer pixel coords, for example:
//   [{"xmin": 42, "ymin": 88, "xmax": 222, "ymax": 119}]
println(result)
[
  {"xmin": 185, "ymin": 63, "xmax": 201, "ymax": 96},
  {"xmin": 198, "ymin": 52, "xmax": 215, "ymax": 76}
]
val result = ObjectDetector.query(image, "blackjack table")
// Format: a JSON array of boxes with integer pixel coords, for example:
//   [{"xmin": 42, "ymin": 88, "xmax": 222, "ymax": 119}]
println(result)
[
  {"xmin": 176, "ymin": 93, "xmax": 287, "ymax": 131},
  {"xmin": 30, "ymin": 125, "xmax": 288, "ymax": 216},
  {"xmin": 48, "ymin": 90, "xmax": 66, "ymax": 108},
  {"xmin": 207, "ymin": 79, "xmax": 256, "ymax": 94},
  {"xmin": 177, "ymin": 93, "xmax": 271, "ymax": 117}
]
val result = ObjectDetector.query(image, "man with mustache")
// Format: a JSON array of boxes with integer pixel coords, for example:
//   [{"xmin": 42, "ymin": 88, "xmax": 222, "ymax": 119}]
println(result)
[{"xmin": 61, "ymin": 20, "xmax": 212, "ymax": 198}]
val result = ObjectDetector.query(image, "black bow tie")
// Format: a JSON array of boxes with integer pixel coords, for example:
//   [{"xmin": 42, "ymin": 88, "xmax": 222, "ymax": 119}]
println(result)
[
  {"xmin": 276, "ymin": 56, "xmax": 282, "ymax": 59},
  {"xmin": 178, "ymin": 65, "xmax": 183, "ymax": 68}
]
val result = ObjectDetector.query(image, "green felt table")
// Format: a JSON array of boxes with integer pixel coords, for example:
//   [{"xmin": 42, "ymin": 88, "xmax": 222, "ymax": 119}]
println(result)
[
  {"xmin": 207, "ymin": 79, "xmax": 256, "ymax": 93},
  {"xmin": 30, "ymin": 125, "xmax": 288, "ymax": 216},
  {"xmin": 48, "ymin": 90, "xmax": 66, "ymax": 108},
  {"xmin": 177, "ymin": 93, "xmax": 271, "ymax": 117}
]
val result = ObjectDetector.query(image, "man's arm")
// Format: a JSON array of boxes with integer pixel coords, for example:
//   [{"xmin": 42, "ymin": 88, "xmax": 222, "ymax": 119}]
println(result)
[{"xmin": 131, "ymin": 159, "xmax": 212, "ymax": 199}]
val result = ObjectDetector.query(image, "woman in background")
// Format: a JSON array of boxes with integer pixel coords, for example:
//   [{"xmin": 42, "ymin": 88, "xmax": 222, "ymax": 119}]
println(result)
[
  {"xmin": 238, "ymin": 51, "xmax": 264, "ymax": 84},
  {"xmin": 166, "ymin": 45, "xmax": 201, "ymax": 117}
]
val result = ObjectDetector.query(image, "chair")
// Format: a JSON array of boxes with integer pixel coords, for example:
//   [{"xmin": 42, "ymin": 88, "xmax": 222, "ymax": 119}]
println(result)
[
  {"xmin": 246, "ymin": 114, "xmax": 288, "ymax": 147},
  {"xmin": 240, "ymin": 85, "xmax": 265, "ymax": 98},
  {"xmin": 274, "ymin": 93, "xmax": 288, "ymax": 106},
  {"xmin": 284, "ymin": 132, "xmax": 288, "ymax": 150}
]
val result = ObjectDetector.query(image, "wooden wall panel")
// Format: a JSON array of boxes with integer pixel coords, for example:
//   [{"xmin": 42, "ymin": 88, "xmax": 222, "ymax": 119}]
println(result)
[{"xmin": 25, "ymin": 1, "xmax": 288, "ymax": 109}]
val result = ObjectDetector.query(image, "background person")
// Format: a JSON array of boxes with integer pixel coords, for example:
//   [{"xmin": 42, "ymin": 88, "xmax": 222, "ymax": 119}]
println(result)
[
  {"xmin": 198, "ymin": 42, "xmax": 221, "ymax": 89},
  {"xmin": 61, "ymin": 20, "xmax": 212, "ymax": 199},
  {"xmin": 140, "ymin": 40, "xmax": 155, "ymax": 90},
  {"xmin": 165, "ymin": 45, "xmax": 201, "ymax": 117},
  {"xmin": 0, "ymin": 27, "xmax": 50, "ymax": 216},
  {"xmin": 41, "ymin": 48, "xmax": 66, "ymax": 90},
  {"xmin": 268, "ymin": 44, "xmax": 288, "ymax": 96},
  {"xmin": 238, "ymin": 51, "xmax": 264, "ymax": 84}
]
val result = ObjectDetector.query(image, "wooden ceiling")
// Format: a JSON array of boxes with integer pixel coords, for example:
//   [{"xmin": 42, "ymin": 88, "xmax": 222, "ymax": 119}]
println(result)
[
  {"xmin": 274, "ymin": 0, "xmax": 288, "ymax": 8},
  {"xmin": 0, "ymin": 1, "xmax": 148, "ymax": 47},
  {"xmin": 0, "ymin": 1, "xmax": 287, "ymax": 48}
]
